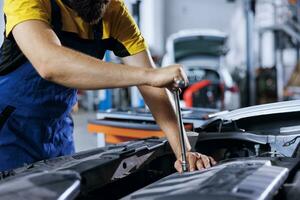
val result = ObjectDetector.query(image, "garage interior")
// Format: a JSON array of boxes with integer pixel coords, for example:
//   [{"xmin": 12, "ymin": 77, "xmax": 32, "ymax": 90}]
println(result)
[
  {"xmin": 1, "ymin": 0, "xmax": 300, "ymax": 200},
  {"xmin": 63, "ymin": 0, "xmax": 300, "ymax": 151}
]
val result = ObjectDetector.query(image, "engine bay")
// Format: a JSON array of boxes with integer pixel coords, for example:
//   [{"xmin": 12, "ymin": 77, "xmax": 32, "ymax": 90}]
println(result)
[{"xmin": 2, "ymin": 101, "xmax": 300, "ymax": 199}]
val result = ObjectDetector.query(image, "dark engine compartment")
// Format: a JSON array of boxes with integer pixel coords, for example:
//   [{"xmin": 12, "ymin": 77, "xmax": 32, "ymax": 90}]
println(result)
[
  {"xmin": 122, "ymin": 132, "xmax": 300, "ymax": 200},
  {"xmin": 0, "ymin": 139, "xmax": 177, "ymax": 200},
  {"xmin": 2, "ymin": 103, "xmax": 300, "ymax": 199},
  {"xmin": 121, "ymin": 109, "xmax": 300, "ymax": 200},
  {"xmin": 124, "ymin": 158, "xmax": 300, "ymax": 200},
  {"xmin": 1, "ymin": 133, "xmax": 300, "ymax": 200},
  {"xmin": 196, "ymin": 111, "xmax": 300, "ymax": 161}
]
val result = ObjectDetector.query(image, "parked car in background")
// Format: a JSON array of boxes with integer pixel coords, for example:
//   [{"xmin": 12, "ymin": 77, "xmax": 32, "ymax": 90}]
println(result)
[{"xmin": 162, "ymin": 29, "xmax": 240, "ymax": 110}]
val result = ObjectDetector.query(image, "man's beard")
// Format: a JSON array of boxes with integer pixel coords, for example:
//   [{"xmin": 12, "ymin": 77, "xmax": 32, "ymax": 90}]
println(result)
[{"xmin": 70, "ymin": 0, "xmax": 110, "ymax": 24}]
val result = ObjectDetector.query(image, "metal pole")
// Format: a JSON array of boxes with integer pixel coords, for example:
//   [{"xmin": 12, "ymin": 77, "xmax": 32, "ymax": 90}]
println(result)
[
  {"xmin": 258, "ymin": 32, "xmax": 262, "ymax": 68},
  {"xmin": 275, "ymin": 32, "xmax": 284, "ymax": 102},
  {"xmin": 244, "ymin": 0, "xmax": 256, "ymax": 106},
  {"xmin": 132, "ymin": 0, "xmax": 142, "ymax": 27}
]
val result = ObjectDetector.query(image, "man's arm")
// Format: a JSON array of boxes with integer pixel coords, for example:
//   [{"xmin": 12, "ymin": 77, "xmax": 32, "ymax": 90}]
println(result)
[
  {"xmin": 123, "ymin": 50, "xmax": 191, "ymax": 156},
  {"xmin": 122, "ymin": 50, "xmax": 216, "ymax": 172},
  {"xmin": 12, "ymin": 20, "xmax": 185, "ymax": 90}
]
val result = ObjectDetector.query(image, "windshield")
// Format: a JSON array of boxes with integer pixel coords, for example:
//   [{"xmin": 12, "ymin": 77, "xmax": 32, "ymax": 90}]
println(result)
[{"xmin": 174, "ymin": 35, "xmax": 228, "ymax": 62}]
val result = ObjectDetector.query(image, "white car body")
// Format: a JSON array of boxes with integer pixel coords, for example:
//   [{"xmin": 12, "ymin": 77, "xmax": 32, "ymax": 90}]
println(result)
[{"xmin": 162, "ymin": 29, "xmax": 240, "ymax": 110}]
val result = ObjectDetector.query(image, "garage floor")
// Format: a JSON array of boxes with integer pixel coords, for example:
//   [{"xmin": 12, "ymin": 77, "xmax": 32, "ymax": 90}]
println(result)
[{"xmin": 72, "ymin": 111, "xmax": 98, "ymax": 152}]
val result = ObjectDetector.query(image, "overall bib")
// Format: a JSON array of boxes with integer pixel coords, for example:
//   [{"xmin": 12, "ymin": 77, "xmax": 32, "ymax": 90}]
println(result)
[{"xmin": 0, "ymin": 0, "xmax": 105, "ymax": 171}]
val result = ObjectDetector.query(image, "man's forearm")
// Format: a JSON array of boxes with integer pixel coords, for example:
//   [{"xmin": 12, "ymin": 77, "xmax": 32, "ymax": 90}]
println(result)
[
  {"xmin": 12, "ymin": 20, "xmax": 151, "ymax": 90},
  {"xmin": 42, "ymin": 45, "xmax": 151, "ymax": 90},
  {"xmin": 122, "ymin": 50, "xmax": 191, "ymax": 159},
  {"xmin": 139, "ymin": 86, "xmax": 192, "ymax": 158}
]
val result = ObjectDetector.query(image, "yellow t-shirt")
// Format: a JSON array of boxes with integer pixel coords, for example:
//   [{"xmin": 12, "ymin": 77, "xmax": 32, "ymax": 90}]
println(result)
[{"xmin": 3, "ymin": 0, "xmax": 147, "ymax": 56}]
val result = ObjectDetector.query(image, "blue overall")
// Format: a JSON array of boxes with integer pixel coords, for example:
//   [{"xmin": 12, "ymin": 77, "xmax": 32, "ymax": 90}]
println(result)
[{"xmin": 0, "ymin": 0, "xmax": 105, "ymax": 171}]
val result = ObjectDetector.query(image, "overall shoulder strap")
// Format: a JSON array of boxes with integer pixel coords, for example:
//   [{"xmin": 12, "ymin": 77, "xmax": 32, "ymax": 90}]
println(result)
[
  {"xmin": 92, "ymin": 20, "xmax": 103, "ymax": 43},
  {"xmin": 0, "ymin": 14, "xmax": 27, "ymax": 76},
  {"xmin": 0, "ymin": 0, "xmax": 63, "ymax": 76},
  {"xmin": 50, "ymin": 0, "xmax": 63, "ymax": 32}
]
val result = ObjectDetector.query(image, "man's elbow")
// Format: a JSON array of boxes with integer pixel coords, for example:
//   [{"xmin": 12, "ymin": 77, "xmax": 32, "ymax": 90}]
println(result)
[
  {"xmin": 34, "ymin": 59, "xmax": 57, "ymax": 81},
  {"xmin": 39, "ymin": 68, "xmax": 55, "ymax": 81}
]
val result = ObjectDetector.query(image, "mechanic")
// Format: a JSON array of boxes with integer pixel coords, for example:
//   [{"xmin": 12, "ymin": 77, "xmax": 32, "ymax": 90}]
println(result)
[{"xmin": 0, "ymin": 0, "xmax": 216, "ymax": 172}]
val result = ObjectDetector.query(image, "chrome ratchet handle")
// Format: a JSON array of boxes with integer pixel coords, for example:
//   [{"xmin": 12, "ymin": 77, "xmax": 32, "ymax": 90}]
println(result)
[{"xmin": 173, "ymin": 79, "xmax": 188, "ymax": 172}]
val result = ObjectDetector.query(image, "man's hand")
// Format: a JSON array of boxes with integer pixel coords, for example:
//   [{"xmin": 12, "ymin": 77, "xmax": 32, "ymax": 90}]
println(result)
[
  {"xmin": 147, "ymin": 64, "xmax": 189, "ymax": 90},
  {"xmin": 174, "ymin": 152, "xmax": 217, "ymax": 173}
]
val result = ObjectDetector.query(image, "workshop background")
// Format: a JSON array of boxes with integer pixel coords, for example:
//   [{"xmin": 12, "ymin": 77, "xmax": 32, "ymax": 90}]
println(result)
[{"xmin": 1, "ymin": 0, "xmax": 300, "ymax": 152}]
